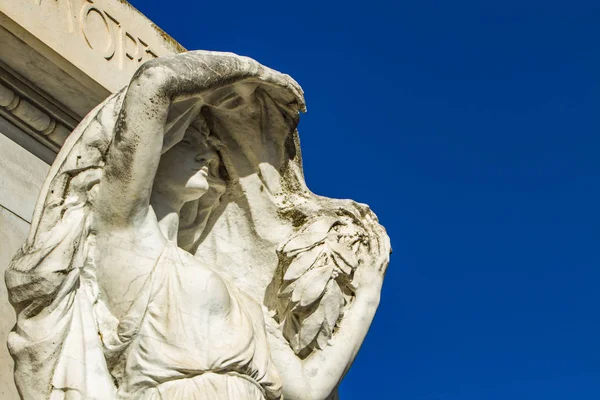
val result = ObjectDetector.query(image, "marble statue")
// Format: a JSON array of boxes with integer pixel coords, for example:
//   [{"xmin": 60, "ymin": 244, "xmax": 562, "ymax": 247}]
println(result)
[{"xmin": 5, "ymin": 51, "xmax": 390, "ymax": 400}]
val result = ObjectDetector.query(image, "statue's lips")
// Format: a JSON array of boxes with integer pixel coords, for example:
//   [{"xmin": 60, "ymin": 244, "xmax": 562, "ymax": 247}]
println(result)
[{"xmin": 193, "ymin": 165, "xmax": 209, "ymax": 177}]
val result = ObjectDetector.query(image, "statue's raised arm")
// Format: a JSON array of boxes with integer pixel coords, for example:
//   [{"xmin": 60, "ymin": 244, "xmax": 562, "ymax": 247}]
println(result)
[
  {"xmin": 5, "ymin": 50, "xmax": 389, "ymax": 400},
  {"xmin": 97, "ymin": 52, "xmax": 303, "ymax": 226}
]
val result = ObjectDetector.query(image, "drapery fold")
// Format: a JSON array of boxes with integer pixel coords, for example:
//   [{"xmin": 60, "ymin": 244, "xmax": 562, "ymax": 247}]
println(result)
[{"xmin": 5, "ymin": 52, "xmax": 304, "ymax": 399}]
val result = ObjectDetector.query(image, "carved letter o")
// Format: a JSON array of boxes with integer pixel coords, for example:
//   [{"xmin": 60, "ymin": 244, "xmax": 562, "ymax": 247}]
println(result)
[{"xmin": 80, "ymin": 5, "xmax": 116, "ymax": 60}]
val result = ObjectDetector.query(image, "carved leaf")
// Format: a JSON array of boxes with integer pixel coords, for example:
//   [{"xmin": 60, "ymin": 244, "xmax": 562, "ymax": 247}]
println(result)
[
  {"xmin": 298, "ymin": 305, "xmax": 325, "ymax": 351},
  {"xmin": 331, "ymin": 252, "xmax": 353, "ymax": 275},
  {"xmin": 282, "ymin": 232, "xmax": 328, "ymax": 256},
  {"xmin": 314, "ymin": 323, "xmax": 332, "ymax": 351},
  {"xmin": 328, "ymin": 239, "xmax": 359, "ymax": 272},
  {"xmin": 276, "ymin": 216, "xmax": 371, "ymax": 356},
  {"xmin": 290, "ymin": 266, "xmax": 316, "ymax": 303},
  {"xmin": 292, "ymin": 264, "xmax": 334, "ymax": 307},
  {"xmin": 322, "ymin": 280, "xmax": 343, "ymax": 329},
  {"xmin": 303, "ymin": 217, "xmax": 337, "ymax": 235},
  {"xmin": 283, "ymin": 245, "xmax": 323, "ymax": 281},
  {"xmin": 279, "ymin": 279, "xmax": 297, "ymax": 297},
  {"xmin": 283, "ymin": 313, "xmax": 301, "ymax": 351},
  {"xmin": 284, "ymin": 280, "xmax": 346, "ymax": 354}
]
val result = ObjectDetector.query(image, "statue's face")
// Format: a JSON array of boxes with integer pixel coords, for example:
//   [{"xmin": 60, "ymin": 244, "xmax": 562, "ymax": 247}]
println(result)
[{"xmin": 154, "ymin": 128, "xmax": 219, "ymax": 202}]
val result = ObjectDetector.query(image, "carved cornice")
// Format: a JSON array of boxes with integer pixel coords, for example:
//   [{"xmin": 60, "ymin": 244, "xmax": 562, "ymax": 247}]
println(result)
[{"xmin": 0, "ymin": 61, "xmax": 80, "ymax": 153}]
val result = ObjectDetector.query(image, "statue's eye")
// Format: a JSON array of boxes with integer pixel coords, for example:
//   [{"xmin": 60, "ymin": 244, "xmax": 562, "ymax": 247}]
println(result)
[{"xmin": 180, "ymin": 139, "xmax": 192, "ymax": 147}]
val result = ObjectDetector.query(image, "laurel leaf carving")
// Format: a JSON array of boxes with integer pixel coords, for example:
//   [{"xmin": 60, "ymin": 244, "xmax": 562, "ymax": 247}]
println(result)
[
  {"xmin": 283, "ymin": 245, "xmax": 323, "ymax": 281},
  {"xmin": 291, "ymin": 264, "xmax": 333, "ymax": 306},
  {"xmin": 328, "ymin": 240, "xmax": 358, "ymax": 272},
  {"xmin": 276, "ymin": 214, "xmax": 369, "ymax": 355},
  {"xmin": 303, "ymin": 217, "xmax": 337, "ymax": 235},
  {"xmin": 300, "ymin": 264, "xmax": 333, "ymax": 307},
  {"xmin": 298, "ymin": 305, "xmax": 325, "ymax": 350},
  {"xmin": 322, "ymin": 280, "xmax": 343, "ymax": 329},
  {"xmin": 282, "ymin": 231, "xmax": 327, "ymax": 255}
]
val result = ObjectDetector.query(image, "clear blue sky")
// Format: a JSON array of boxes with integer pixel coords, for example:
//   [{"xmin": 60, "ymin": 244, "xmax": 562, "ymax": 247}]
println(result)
[{"xmin": 129, "ymin": 1, "xmax": 600, "ymax": 398}]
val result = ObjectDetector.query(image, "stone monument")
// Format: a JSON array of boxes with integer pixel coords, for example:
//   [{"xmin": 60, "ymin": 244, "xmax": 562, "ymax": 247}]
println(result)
[{"xmin": 1, "ymin": 2, "xmax": 390, "ymax": 399}]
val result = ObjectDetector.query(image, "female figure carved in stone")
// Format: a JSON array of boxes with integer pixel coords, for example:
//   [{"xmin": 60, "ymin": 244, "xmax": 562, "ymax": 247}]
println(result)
[{"xmin": 6, "ymin": 51, "xmax": 390, "ymax": 400}]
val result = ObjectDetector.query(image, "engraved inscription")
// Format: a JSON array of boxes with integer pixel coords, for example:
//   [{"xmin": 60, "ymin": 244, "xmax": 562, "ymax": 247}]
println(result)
[
  {"xmin": 124, "ymin": 32, "xmax": 139, "ymax": 60},
  {"xmin": 80, "ymin": 4, "xmax": 116, "ymax": 59},
  {"xmin": 34, "ymin": 0, "xmax": 160, "ymax": 69}
]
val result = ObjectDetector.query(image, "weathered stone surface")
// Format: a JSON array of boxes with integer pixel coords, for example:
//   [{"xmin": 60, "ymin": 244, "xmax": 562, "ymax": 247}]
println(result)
[
  {"xmin": 5, "ymin": 51, "xmax": 390, "ymax": 399},
  {"xmin": 0, "ymin": 132, "xmax": 49, "ymax": 222},
  {"xmin": 0, "ymin": 206, "xmax": 29, "ymax": 400},
  {"xmin": 0, "ymin": 0, "xmax": 184, "ymax": 94}
]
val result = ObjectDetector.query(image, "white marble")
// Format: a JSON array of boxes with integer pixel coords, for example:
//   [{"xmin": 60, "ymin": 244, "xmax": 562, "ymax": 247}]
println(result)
[
  {"xmin": 0, "ymin": 132, "xmax": 49, "ymax": 222},
  {"xmin": 0, "ymin": 131, "xmax": 50, "ymax": 400},
  {"xmin": 5, "ymin": 51, "xmax": 390, "ymax": 400},
  {"xmin": 0, "ymin": 0, "xmax": 184, "ymax": 93},
  {"xmin": 0, "ymin": 205, "xmax": 28, "ymax": 400}
]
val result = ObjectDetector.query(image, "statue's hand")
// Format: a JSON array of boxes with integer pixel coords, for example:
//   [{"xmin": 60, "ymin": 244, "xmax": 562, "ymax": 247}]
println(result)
[
  {"xmin": 351, "ymin": 213, "xmax": 390, "ymax": 300},
  {"xmin": 275, "ymin": 211, "xmax": 390, "ymax": 356}
]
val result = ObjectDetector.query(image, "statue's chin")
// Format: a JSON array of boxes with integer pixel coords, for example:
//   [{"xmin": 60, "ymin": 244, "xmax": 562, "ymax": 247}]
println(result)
[{"xmin": 184, "ymin": 179, "xmax": 210, "ymax": 199}]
